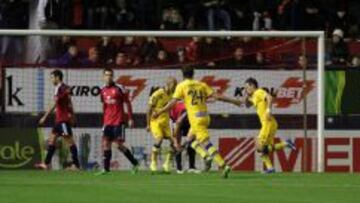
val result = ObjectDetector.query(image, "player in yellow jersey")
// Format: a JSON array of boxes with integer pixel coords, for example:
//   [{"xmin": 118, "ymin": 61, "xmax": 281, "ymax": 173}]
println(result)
[
  {"xmin": 153, "ymin": 66, "xmax": 241, "ymax": 178},
  {"xmin": 146, "ymin": 77, "xmax": 178, "ymax": 173},
  {"xmin": 244, "ymin": 77, "xmax": 296, "ymax": 174}
]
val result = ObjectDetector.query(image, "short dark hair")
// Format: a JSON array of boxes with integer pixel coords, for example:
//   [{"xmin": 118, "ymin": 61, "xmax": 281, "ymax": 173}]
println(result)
[
  {"xmin": 51, "ymin": 69, "xmax": 63, "ymax": 81},
  {"xmin": 103, "ymin": 68, "xmax": 114, "ymax": 74},
  {"xmin": 245, "ymin": 77, "xmax": 258, "ymax": 88},
  {"xmin": 182, "ymin": 66, "xmax": 194, "ymax": 78}
]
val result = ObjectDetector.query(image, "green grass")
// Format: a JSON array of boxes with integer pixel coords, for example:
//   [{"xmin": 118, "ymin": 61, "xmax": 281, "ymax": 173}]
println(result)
[{"xmin": 0, "ymin": 170, "xmax": 359, "ymax": 203}]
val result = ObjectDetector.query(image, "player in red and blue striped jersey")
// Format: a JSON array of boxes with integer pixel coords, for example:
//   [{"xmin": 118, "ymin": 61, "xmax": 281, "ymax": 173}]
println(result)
[
  {"xmin": 96, "ymin": 68, "xmax": 139, "ymax": 175},
  {"xmin": 36, "ymin": 69, "xmax": 80, "ymax": 170},
  {"xmin": 170, "ymin": 101, "xmax": 200, "ymax": 174}
]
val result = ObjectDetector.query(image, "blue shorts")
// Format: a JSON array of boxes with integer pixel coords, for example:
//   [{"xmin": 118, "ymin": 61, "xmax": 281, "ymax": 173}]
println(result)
[
  {"xmin": 52, "ymin": 122, "xmax": 73, "ymax": 136},
  {"xmin": 103, "ymin": 124, "xmax": 126, "ymax": 142}
]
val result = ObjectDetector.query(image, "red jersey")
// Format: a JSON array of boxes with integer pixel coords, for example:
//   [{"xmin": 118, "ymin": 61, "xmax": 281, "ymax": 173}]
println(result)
[
  {"xmin": 100, "ymin": 83, "xmax": 133, "ymax": 126},
  {"xmin": 54, "ymin": 83, "xmax": 73, "ymax": 123},
  {"xmin": 170, "ymin": 101, "xmax": 186, "ymax": 122}
]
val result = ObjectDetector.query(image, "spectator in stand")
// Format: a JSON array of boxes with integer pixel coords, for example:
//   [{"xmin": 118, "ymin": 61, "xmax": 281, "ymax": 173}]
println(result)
[
  {"xmin": 255, "ymin": 52, "xmax": 267, "ymax": 66},
  {"xmin": 203, "ymin": 0, "xmax": 232, "ymax": 30},
  {"xmin": 140, "ymin": 37, "xmax": 163, "ymax": 64},
  {"xmin": 120, "ymin": 36, "xmax": 141, "ymax": 66},
  {"xmin": 52, "ymin": 44, "xmax": 81, "ymax": 67},
  {"xmin": 133, "ymin": 0, "xmax": 157, "ymax": 30},
  {"xmin": 328, "ymin": 29, "xmax": 349, "ymax": 65},
  {"xmin": 227, "ymin": 0, "xmax": 252, "ymax": 30},
  {"xmin": 186, "ymin": 37, "xmax": 202, "ymax": 62},
  {"xmin": 202, "ymin": 37, "xmax": 218, "ymax": 66},
  {"xmin": 250, "ymin": 0, "xmax": 272, "ymax": 31},
  {"xmin": 178, "ymin": 0, "xmax": 203, "ymax": 30},
  {"xmin": 53, "ymin": 36, "xmax": 76, "ymax": 58},
  {"xmin": 348, "ymin": 0, "xmax": 360, "ymax": 39},
  {"xmin": 350, "ymin": 55, "xmax": 360, "ymax": 68},
  {"xmin": 86, "ymin": 0, "xmax": 115, "ymax": 29},
  {"xmin": 175, "ymin": 47, "xmax": 187, "ymax": 64},
  {"xmin": 81, "ymin": 47, "xmax": 100, "ymax": 67},
  {"xmin": 156, "ymin": 50, "xmax": 171, "ymax": 65},
  {"xmin": 252, "ymin": 10, "xmax": 272, "ymax": 31},
  {"xmin": 202, "ymin": 37, "xmax": 218, "ymax": 59},
  {"xmin": 329, "ymin": 6, "xmax": 350, "ymax": 37},
  {"xmin": 302, "ymin": 1, "xmax": 324, "ymax": 31},
  {"xmin": 114, "ymin": 51, "xmax": 129, "ymax": 68},
  {"xmin": 298, "ymin": 54, "xmax": 308, "ymax": 69},
  {"xmin": 44, "ymin": 0, "xmax": 72, "ymax": 29},
  {"xmin": 219, "ymin": 47, "xmax": 250, "ymax": 68},
  {"xmin": 0, "ymin": 0, "xmax": 29, "ymax": 63},
  {"xmin": 72, "ymin": 0, "xmax": 84, "ymax": 29},
  {"xmin": 277, "ymin": 0, "xmax": 292, "ymax": 30},
  {"xmin": 97, "ymin": 36, "xmax": 117, "ymax": 65},
  {"xmin": 160, "ymin": 7, "xmax": 184, "ymax": 30},
  {"xmin": 231, "ymin": 36, "xmax": 260, "ymax": 62},
  {"xmin": 114, "ymin": 0, "xmax": 135, "ymax": 29}
]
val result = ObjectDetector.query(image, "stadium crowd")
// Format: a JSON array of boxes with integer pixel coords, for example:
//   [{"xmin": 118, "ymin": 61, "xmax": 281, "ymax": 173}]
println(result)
[{"xmin": 0, "ymin": 0, "xmax": 360, "ymax": 68}]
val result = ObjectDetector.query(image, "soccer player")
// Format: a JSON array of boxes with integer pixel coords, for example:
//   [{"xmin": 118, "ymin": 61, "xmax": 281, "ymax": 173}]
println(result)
[
  {"xmin": 243, "ymin": 77, "xmax": 296, "ymax": 173},
  {"xmin": 153, "ymin": 66, "xmax": 240, "ymax": 178},
  {"xmin": 36, "ymin": 69, "xmax": 80, "ymax": 170},
  {"xmin": 170, "ymin": 101, "xmax": 200, "ymax": 174},
  {"xmin": 146, "ymin": 77, "xmax": 177, "ymax": 173},
  {"xmin": 97, "ymin": 68, "xmax": 139, "ymax": 175}
]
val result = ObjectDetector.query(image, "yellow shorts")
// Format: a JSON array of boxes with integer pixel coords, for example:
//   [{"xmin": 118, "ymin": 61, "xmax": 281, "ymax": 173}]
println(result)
[
  {"xmin": 189, "ymin": 116, "xmax": 210, "ymax": 143},
  {"xmin": 258, "ymin": 120, "xmax": 278, "ymax": 146},
  {"xmin": 150, "ymin": 121, "xmax": 171, "ymax": 140}
]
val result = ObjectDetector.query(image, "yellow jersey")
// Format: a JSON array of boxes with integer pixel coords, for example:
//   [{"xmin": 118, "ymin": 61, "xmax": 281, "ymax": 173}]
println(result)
[
  {"xmin": 249, "ymin": 88, "xmax": 274, "ymax": 124},
  {"xmin": 173, "ymin": 79, "xmax": 214, "ymax": 122},
  {"xmin": 149, "ymin": 88, "xmax": 171, "ymax": 123}
]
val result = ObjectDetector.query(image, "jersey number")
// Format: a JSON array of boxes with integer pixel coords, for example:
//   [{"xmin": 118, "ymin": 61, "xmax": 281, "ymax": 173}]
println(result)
[{"xmin": 188, "ymin": 90, "xmax": 205, "ymax": 105}]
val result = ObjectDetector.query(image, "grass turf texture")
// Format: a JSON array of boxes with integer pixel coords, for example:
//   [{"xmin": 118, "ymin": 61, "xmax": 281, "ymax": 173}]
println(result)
[{"xmin": 0, "ymin": 171, "xmax": 359, "ymax": 203}]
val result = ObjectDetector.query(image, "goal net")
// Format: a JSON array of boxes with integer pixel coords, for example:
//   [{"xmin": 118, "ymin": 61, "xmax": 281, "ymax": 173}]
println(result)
[{"xmin": 0, "ymin": 31, "xmax": 325, "ymax": 172}]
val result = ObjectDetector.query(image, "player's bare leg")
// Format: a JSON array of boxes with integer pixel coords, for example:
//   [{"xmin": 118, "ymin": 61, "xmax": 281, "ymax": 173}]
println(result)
[
  {"xmin": 151, "ymin": 138, "xmax": 162, "ymax": 173},
  {"xmin": 63, "ymin": 135, "xmax": 80, "ymax": 170},
  {"xmin": 96, "ymin": 137, "xmax": 112, "ymax": 175},
  {"xmin": 117, "ymin": 141, "xmax": 139, "ymax": 174},
  {"xmin": 35, "ymin": 133, "xmax": 57, "ymax": 170}
]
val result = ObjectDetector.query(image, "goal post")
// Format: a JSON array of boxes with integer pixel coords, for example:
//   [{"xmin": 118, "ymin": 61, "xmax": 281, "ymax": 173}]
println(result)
[{"xmin": 0, "ymin": 30, "xmax": 325, "ymax": 172}]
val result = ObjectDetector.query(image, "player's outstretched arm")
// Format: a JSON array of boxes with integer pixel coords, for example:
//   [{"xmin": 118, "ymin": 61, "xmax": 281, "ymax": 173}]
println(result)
[
  {"xmin": 39, "ymin": 103, "xmax": 56, "ymax": 125},
  {"xmin": 212, "ymin": 93, "xmax": 242, "ymax": 106},
  {"xmin": 153, "ymin": 99, "xmax": 178, "ymax": 118}
]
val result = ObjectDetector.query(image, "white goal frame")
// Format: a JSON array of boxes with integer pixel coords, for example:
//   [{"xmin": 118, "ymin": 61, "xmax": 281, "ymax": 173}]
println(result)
[{"xmin": 0, "ymin": 30, "xmax": 325, "ymax": 172}]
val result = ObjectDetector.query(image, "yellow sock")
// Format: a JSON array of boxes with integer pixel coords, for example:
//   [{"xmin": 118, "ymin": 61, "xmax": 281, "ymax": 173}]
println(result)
[
  {"xmin": 191, "ymin": 141, "xmax": 208, "ymax": 158},
  {"xmin": 164, "ymin": 150, "xmax": 173, "ymax": 166},
  {"xmin": 261, "ymin": 154, "xmax": 273, "ymax": 170},
  {"xmin": 267, "ymin": 141, "xmax": 287, "ymax": 153},
  {"xmin": 207, "ymin": 145, "xmax": 225, "ymax": 167},
  {"xmin": 274, "ymin": 141, "xmax": 287, "ymax": 151},
  {"xmin": 151, "ymin": 146, "xmax": 159, "ymax": 164}
]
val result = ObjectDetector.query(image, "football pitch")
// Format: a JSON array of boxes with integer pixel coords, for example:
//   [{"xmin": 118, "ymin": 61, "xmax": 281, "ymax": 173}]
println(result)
[{"xmin": 0, "ymin": 171, "xmax": 359, "ymax": 203}]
